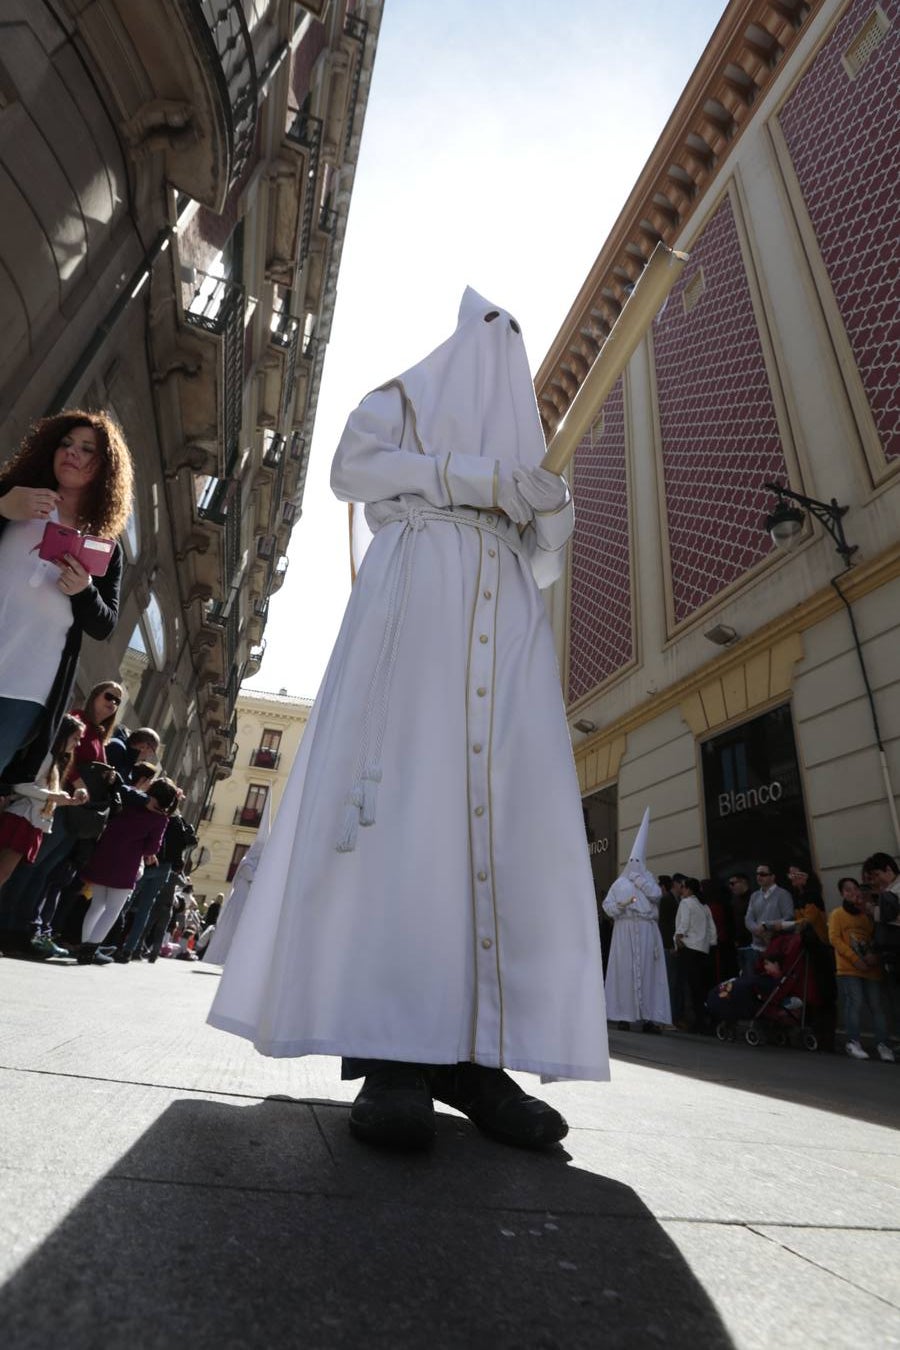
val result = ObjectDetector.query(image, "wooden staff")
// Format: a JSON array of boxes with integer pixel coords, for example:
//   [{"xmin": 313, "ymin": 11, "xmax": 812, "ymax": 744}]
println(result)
[{"xmin": 541, "ymin": 243, "xmax": 689, "ymax": 475}]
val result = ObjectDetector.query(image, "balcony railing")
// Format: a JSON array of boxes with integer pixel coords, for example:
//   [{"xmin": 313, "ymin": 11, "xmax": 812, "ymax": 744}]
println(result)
[
  {"xmin": 281, "ymin": 501, "xmax": 298, "ymax": 526},
  {"xmin": 201, "ymin": 802, "xmax": 214, "ymax": 822},
  {"xmin": 250, "ymin": 747, "xmax": 281, "ymax": 770},
  {"xmin": 285, "ymin": 110, "xmax": 323, "ymax": 266},
  {"xmin": 318, "ymin": 202, "xmax": 338, "ymax": 236},
  {"xmin": 246, "ymin": 639, "xmax": 266, "ymax": 672},
  {"xmin": 234, "ymin": 806, "xmax": 263, "ymax": 828},
  {"xmin": 185, "ymin": 271, "xmax": 245, "ymax": 468},
  {"xmin": 191, "ymin": 0, "xmax": 259, "ymax": 192},
  {"xmin": 262, "ymin": 433, "xmax": 284, "ymax": 469},
  {"xmin": 343, "ymin": 13, "xmax": 369, "ymax": 155}
]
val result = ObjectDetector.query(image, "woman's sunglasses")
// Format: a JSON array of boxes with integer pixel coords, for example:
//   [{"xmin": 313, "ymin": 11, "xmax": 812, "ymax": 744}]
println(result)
[{"xmin": 102, "ymin": 692, "xmax": 121, "ymax": 706}]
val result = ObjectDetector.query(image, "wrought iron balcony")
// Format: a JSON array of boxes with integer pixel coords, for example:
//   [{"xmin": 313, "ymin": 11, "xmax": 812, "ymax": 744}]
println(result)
[
  {"xmin": 250, "ymin": 746, "xmax": 280, "ymax": 770},
  {"xmin": 204, "ymin": 598, "xmax": 229, "ymax": 629},
  {"xmin": 270, "ymin": 554, "xmax": 289, "ymax": 591},
  {"xmin": 188, "ymin": 1, "xmax": 259, "ymax": 193},
  {"xmin": 285, "ymin": 110, "xmax": 323, "ymax": 267},
  {"xmin": 318, "ymin": 202, "xmax": 338, "ymax": 236},
  {"xmin": 281, "ymin": 501, "xmax": 298, "ymax": 527},
  {"xmin": 201, "ymin": 802, "xmax": 215, "ymax": 822},
  {"xmin": 185, "ymin": 270, "xmax": 245, "ymax": 470},
  {"xmin": 256, "ymin": 534, "xmax": 275, "ymax": 562},
  {"xmin": 262, "ymin": 433, "xmax": 285, "ymax": 469},
  {"xmin": 234, "ymin": 805, "xmax": 263, "ymax": 828},
  {"xmin": 343, "ymin": 13, "xmax": 369, "ymax": 155}
]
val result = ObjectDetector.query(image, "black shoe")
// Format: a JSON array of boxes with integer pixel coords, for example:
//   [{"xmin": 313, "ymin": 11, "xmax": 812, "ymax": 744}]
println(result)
[
  {"xmin": 75, "ymin": 944, "xmax": 113, "ymax": 966},
  {"xmin": 429, "ymin": 1063, "xmax": 568, "ymax": 1150},
  {"xmin": 348, "ymin": 1066, "xmax": 435, "ymax": 1150},
  {"xmin": 147, "ymin": 954, "xmax": 158, "ymax": 964},
  {"xmin": 642, "ymin": 1022, "xmax": 662, "ymax": 1035},
  {"xmin": 113, "ymin": 951, "xmax": 131, "ymax": 964},
  {"xmin": 616, "ymin": 1021, "xmax": 631, "ymax": 1031}
]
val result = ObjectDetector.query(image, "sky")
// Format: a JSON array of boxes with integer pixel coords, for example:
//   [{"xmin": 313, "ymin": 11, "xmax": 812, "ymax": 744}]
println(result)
[{"xmin": 244, "ymin": 0, "xmax": 727, "ymax": 699}]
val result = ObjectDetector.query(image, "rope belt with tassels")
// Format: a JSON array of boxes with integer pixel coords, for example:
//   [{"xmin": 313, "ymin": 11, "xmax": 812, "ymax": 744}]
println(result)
[{"xmin": 336, "ymin": 503, "xmax": 526, "ymax": 853}]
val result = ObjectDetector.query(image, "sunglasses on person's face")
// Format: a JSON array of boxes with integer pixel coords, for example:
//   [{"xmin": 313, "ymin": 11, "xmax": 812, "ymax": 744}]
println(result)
[
  {"xmin": 756, "ymin": 871, "xmax": 772, "ymax": 878},
  {"xmin": 103, "ymin": 693, "xmax": 121, "ymax": 706}
]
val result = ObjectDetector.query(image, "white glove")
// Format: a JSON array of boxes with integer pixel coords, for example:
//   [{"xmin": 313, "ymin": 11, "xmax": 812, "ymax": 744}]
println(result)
[
  {"xmin": 512, "ymin": 467, "xmax": 570, "ymax": 514},
  {"xmin": 496, "ymin": 471, "xmax": 534, "ymax": 525}
]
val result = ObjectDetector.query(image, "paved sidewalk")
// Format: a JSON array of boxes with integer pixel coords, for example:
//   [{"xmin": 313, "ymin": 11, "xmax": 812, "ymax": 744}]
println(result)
[{"xmin": 0, "ymin": 957, "xmax": 897, "ymax": 1348}]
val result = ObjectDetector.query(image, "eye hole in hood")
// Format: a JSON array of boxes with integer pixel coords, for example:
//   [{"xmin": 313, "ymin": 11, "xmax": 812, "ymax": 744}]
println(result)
[
  {"xmin": 509, "ymin": 318, "xmax": 521, "ymax": 334},
  {"xmin": 483, "ymin": 310, "xmax": 499, "ymax": 323}
]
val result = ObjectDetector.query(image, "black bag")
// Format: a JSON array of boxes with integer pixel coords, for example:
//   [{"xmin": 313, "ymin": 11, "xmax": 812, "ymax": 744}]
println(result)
[
  {"xmin": 62, "ymin": 761, "xmax": 123, "ymax": 840},
  {"xmin": 62, "ymin": 802, "xmax": 110, "ymax": 841},
  {"xmin": 873, "ymin": 892, "xmax": 900, "ymax": 956}
]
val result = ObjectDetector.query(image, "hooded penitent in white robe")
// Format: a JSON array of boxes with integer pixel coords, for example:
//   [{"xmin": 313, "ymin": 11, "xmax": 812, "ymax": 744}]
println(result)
[
  {"xmin": 207, "ymin": 289, "xmax": 609, "ymax": 1082},
  {"xmin": 601, "ymin": 811, "xmax": 672, "ymax": 1026},
  {"xmin": 204, "ymin": 794, "xmax": 271, "ymax": 967}
]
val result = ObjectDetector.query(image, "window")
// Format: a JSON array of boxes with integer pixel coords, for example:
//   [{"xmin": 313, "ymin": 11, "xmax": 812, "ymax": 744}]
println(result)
[
  {"xmin": 226, "ymin": 845, "xmax": 250, "ymax": 882},
  {"xmin": 251, "ymin": 729, "xmax": 282, "ymax": 769},
  {"xmin": 234, "ymin": 783, "xmax": 268, "ymax": 827}
]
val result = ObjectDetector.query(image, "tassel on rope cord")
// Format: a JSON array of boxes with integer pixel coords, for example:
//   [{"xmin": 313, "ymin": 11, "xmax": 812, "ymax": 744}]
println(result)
[{"xmin": 336, "ymin": 513, "xmax": 424, "ymax": 852}]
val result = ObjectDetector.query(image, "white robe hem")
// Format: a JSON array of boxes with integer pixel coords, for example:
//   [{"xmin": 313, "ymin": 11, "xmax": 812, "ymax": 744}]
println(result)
[{"xmin": 206, "ymin": 1012, "xmax": 610, "ymax": 1083}]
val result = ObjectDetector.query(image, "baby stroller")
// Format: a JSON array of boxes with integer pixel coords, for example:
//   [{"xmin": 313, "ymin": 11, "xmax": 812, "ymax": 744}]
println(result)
[{"xmin": 707, "ymin": 927, "xmax": 822, "ymax": 1051}]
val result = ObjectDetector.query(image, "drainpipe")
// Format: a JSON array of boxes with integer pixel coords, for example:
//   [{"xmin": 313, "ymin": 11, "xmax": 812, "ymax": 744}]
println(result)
[{"xmin": 831, "ymin": 574, "xmax": 900, "ymax": 855}]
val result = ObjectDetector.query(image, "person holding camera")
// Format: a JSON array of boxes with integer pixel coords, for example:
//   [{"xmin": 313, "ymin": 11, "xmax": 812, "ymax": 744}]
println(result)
[{"xmin": 0, "ymin": 411, "xmax": 133, "ymax": 786}]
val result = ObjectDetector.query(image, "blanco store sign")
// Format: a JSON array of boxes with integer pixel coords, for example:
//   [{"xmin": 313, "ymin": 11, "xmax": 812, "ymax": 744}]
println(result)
[{"xmin": 718, "ymin": 779, "xmax": 783, "ymax": 818}]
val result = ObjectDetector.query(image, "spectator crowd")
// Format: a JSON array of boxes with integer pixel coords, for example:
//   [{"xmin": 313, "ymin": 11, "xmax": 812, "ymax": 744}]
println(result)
[
  {"xmin": 602, "ymin": 852, "xmax": 900, "ymax": 1062},
  {"xmin": 0, "ymin": 411, "xmax": 222, "ymax": 970}
]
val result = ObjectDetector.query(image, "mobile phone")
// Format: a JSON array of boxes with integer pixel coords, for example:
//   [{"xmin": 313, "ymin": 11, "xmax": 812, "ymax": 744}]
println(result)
[{"xmin": 38, "ymin": 522, "xmax": 115, "ymax": 577}]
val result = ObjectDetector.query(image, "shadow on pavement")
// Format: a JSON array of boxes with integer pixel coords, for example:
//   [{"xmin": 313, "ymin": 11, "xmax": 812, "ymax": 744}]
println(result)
[
  {"xmin": 1, "ymin": 1095, "xmax": 732, "ymax": 1349},
  {"xmin": 608, "ymin": 1029, "xmax": 898, "ymax": 1129}
]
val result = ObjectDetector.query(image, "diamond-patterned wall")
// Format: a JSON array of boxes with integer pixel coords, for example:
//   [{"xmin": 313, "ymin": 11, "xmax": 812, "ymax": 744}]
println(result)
[
  {"xmin": 568, "ymin": 377, "xmax": 633, "ymax": 701},
  {"xmin": 653, "ymin": 196, "xmax": 788, "ymax": 625},
  {"xmin": 778, "ymin": 0, "xmax": 900, "ymax": 463}
]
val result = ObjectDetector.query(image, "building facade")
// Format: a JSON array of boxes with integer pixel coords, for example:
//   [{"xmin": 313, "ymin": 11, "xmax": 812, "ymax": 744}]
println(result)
[
  {"xmin": 537, "ymin": 0, "xmax": 900, "ymax": 903},
  {"xmin": 0, "ymin": 0, "xmax": 381, "ymax": 819},
  {"xmin": 190, "ymin": 686, "xmax": 312, "ymax": 904}
]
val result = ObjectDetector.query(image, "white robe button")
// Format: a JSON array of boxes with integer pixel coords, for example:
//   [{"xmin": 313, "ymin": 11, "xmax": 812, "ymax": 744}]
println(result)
[
  {"xmin": 472, "ymin": 743, "xmax": 482, "ymax": 753},
  {"xmin": 474, "ymin": 805, "xmax": 485, "ymax": 817},
  {"xmin": 481, "ymin": 937, "xmax": 493, "ymax": 950},
  {"xmin": 483, "ymin": 590, "xmax": 492, "ymax": 600},
  {"xmin": 488, "ymin": 548, "xmax": 496, "ymax": 557},
  {"xmin": 476, "ymin": 687, "xmax": 487, "ymax": 697},
  {"xmin": 477, "ymin": 870, "xmax": 487, "ymax": 881},
  {"xmin": 479, "ymin": 634, "xmax": 488, "ymax": 644}
]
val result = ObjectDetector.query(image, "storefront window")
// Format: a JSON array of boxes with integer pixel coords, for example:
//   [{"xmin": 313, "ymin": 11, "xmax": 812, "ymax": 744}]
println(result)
[{"xmin": 701, "ymin": 703, "xmax": 811, "ymax": 882}]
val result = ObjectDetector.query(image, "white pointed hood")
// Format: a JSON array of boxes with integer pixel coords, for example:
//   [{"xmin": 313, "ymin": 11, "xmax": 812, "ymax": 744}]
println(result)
[
  {"xmin": 628, "ymin": 808, "xmax": 651, "ymax": 866},
  {"xmin": 379, "ymin": 286, "xmax": 547, "ymax": 467}
]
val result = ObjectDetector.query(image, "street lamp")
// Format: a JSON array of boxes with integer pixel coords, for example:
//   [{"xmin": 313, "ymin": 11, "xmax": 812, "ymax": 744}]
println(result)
[
  {"xmin": 763, "ymin": 481, "xmax": 858, "ymax": 569},
  {"xmin": 760, "ymin": 482, "xmax": 900, "ymax": 852}
]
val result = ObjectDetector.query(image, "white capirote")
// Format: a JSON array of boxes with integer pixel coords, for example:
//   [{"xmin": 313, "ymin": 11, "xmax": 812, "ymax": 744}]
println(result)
[
  {"xmin": 601, "ymin": 811, "xmax": 672, "ymax": 1026},
  {"xmin": 208, "ymin": 289, "xmax": 609, "ymax": 1081}
]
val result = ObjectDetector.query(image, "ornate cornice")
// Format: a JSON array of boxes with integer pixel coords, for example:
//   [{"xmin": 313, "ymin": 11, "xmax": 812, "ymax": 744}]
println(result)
[{"xmin": 535, "ymin": 0, "xmax": 822, "ymax": 436}]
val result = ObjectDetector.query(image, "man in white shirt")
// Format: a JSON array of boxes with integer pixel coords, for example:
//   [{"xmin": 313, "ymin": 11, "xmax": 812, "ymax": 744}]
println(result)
[
  {"xmin": 742, "ymin": 864, "xmax": 794, "ymax": 975},
  {"xmin": 673, "ymin": 875, "xmax": 716, "ymax": 1032}
]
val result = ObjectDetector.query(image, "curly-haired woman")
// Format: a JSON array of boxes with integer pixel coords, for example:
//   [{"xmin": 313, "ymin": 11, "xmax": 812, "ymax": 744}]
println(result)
[{"xmin": 0, "ymin": 410, "xmax": 133, "ymax": 785}]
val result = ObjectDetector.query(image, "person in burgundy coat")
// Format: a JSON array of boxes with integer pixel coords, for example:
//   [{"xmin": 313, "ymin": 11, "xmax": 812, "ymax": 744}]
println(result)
[{"xmin": 78, "ymin": 778, "xmax": 179, "ymax": 958}]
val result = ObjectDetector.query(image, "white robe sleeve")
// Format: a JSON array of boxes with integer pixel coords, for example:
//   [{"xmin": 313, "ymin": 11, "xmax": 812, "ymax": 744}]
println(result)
[
  {"xmin": 332, "ymin": 387, "xmax": 502, "ymax": 510},
  {"xmin": 520, "ymin": 492, "xmax": 575, "ymax": 590}
]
